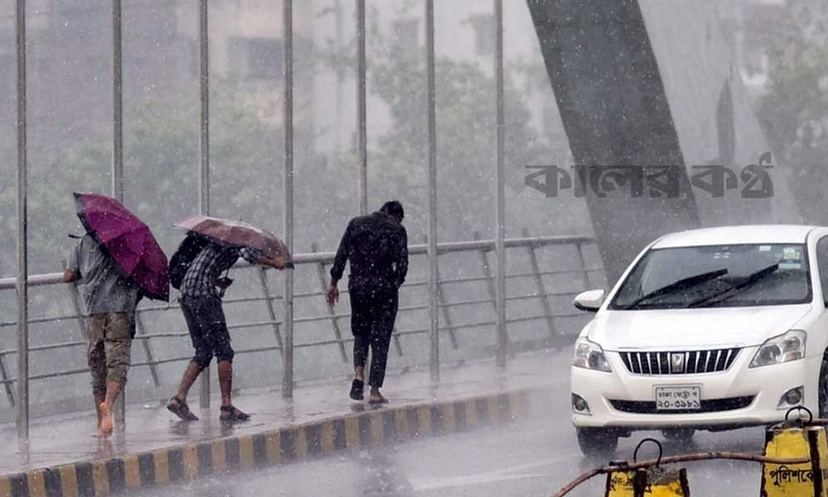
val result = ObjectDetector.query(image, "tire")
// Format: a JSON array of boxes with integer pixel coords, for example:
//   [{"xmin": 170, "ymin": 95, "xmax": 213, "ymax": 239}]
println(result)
[
  {"xmin": 576, "ymin": 427, "xmax": 619, "ymax": 458},
  {"xmin": 819, "ymin": 354, "xmax": 828, "ymax": 418},
  {"xmin": 661, "ymin": 427, "xmax": 695, "ymax": 443}
]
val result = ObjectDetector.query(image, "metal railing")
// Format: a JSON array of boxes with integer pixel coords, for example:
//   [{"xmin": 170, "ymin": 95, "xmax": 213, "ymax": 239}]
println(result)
[{"xmin": 0, "ymin": 234, "xmax": 604, "ymax": 423}]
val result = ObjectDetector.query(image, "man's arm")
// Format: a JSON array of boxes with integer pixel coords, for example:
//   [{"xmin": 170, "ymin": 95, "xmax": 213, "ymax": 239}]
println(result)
[
  {"xmin": 63, "ymin": 239, "xmax": 82, "ymax": 283},
  {"xmin": 393, "ymin": 227, "xmax": 409, "ymax": 289},
  {"xmin": 255, "ymin": 254, "xmax": 288, "ymax": 270},
  {"xmin": 327, "ymin": 220, "xmax": 353, "ymax": 305},
  {"xmin": 238, "ymin": 245, "xmax": 288, "ymax": 270},
  {"xmin": 239, "ymin": 247, "xmax": 263, "ymax": 264},
  {"xmin": 329, "ymin": 220, "xmax": 353, "ymax": 285}
]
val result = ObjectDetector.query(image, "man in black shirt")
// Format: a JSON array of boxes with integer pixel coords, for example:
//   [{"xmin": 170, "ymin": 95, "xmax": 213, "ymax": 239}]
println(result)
[{"xmin": 327, "ymin": 201, "xmax": 408, "ymax": 404}]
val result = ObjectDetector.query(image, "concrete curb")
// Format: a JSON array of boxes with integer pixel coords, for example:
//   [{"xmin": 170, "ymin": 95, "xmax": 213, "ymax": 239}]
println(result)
[{"xmin": 0, "ymin": 387, "xmax": 545, "ymax": 497}]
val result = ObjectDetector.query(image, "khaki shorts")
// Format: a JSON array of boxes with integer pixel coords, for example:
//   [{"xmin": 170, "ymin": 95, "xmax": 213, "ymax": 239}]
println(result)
[{"xmin": 87, "ymin": 312, "xmax": 134, "ymax": 397}]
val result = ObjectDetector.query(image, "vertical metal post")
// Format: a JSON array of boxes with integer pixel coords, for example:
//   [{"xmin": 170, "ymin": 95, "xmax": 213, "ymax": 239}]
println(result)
[
  {"xmin": 334, "ymin": 0, "xmax": 344, "ymax": 152},
  {"xmin": 133, "ymin": 312, "xmax": 161, "ymax": 388},
  {"xmin": 199, "ymin": 0, "xmax": 210, "ymax": 218},
  {"xmin": 16, "ymin": 0, "xmax": 29, "ymax": 448},
  {"xmin": 111, "ymin": 0, "xmax": 126, "ymax": 429},
  {"xmin": 474, "ymin": 231, "xmax": 511, "ymax": 357},
  {"xmin": 198, "ymin": 0, "xmax": 211, "ymax": 410},
  {"xmin": 199, "ymin": 0, "xmax": 210, "ymax": 215},
  {"xmin": 425, "ymin": 0, "xmax": 439, "ymax": 383},
  {"xmin": 312, "ymin": 244, "xmax": 348, "ymax": 362},
  {"xmin": 494, "ymin": 0, "xmax": 507, "ymax": 368},
  {"xmin": 0, "ymin": 347, "xmax": 14, "ymax": 408},
  {"xmin": 422, "ymin": 236, "xmax": 457, "ymax": 350},
  {"xmin": 575, "ymin": 242, "xmax": 592, "ymax": 290},
  {"xmin": 522, "ymin": 228, "xmax": 557, "ymax": 340},
  {"xmin": 356, "ymin": 0, "xmax": 368, "ymax": 215},
  {"xmin": 436, "ymin": 265, "xmax": 458, "ymax": 350},
  {"xmin": 473, "ymin": 231, "xmax": 497, "ymax": 312},
  {"xmin": 282, "ymin": 0, "xmax": 295, "ymax": 398},
  {"xmin": 256, "ymin": 266, "xmax": 284, "ymax": 355},
  {"xmin": 66, "ymin": 282, "xmax": 89, "ymax": 339},
  {"xmin": 112, "ymin": 0, "xmax": 124, "ymax": 203}
]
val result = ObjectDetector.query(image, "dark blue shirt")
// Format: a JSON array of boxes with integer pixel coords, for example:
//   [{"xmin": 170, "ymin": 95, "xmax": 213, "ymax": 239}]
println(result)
[{"xmin": 331, "ymin": 212, "xmax": 408, "ymax": 291}]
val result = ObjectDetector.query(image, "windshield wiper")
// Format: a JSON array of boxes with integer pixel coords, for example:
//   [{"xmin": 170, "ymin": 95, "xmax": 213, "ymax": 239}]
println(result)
[
  {"xmin": 687, "ymin": 263, "xmax": 780, "ymax": 308},
  {"xmin": 616, "ymin": 268, "xmax": 729, "ymax": 310}
]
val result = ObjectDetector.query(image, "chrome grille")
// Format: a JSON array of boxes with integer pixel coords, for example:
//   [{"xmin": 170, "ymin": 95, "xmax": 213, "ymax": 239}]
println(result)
[
  {"xmin": 619, "ymin": 349, "xmax": 740, "ymax": 375},
  {"xmin": 610, "ymin": 396, "xmax": 753, "ymax": 414}
]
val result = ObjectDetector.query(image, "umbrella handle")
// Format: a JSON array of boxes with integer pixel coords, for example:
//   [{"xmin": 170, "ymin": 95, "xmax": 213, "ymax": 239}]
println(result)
[{"xmin": 218, "ymin": 268, "xmax": 231, "ymax": 298}]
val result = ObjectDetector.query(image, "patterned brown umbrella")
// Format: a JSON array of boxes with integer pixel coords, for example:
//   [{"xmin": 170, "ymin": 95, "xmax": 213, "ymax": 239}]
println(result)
[{"xmin": 174, "ymin": 215, "xmax": 292, "ymax": 264}]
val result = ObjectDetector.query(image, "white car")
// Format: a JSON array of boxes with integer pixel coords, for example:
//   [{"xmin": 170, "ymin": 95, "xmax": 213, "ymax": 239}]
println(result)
[{"xmin": 570, "ymin": 224, "xmax": 828, "ymax": 457}]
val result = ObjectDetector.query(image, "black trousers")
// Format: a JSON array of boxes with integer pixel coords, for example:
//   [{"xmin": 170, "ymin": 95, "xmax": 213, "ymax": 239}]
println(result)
[
  {"xmin": 350, "ymin": 287, "xmax": 398, "ymax": 388},
  {"xmin": 181, "ymin": 294, "xmax": 234, "ymax": 368}
]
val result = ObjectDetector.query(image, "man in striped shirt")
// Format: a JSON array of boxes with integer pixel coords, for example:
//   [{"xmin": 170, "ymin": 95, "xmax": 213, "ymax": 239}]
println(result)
[{"xmin": 167, "ymin": 240, "xmax": 286, "ymax": 422}]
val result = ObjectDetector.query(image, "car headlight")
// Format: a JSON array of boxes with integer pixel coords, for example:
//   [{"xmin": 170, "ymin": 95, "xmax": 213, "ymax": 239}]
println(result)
[
  {"xmin": 750, "ymin": 330, "xmax": 806, "ymax": 368},
  {"xmin": 573, "ymin": 338, "xmax": 612, "ymax": 372}
]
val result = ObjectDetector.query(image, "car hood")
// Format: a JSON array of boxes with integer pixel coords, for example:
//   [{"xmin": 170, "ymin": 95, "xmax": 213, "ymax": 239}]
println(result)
[{"xmin": 588, "ymin": 304, "xmax": 812, "ymax": 351}]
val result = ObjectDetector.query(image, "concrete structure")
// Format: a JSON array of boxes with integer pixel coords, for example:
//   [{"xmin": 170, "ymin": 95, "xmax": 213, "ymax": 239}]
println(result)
[
  {"xmin": 640, "ymin": 0, "xmax": 801, "ymax": 227},
  {"xmin": 527, "ymin": 0, "xmax": 803, "ymax": 282}
]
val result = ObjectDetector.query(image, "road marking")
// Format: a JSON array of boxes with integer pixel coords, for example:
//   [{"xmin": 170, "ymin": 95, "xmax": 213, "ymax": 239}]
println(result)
[{"xmin": 408, "ymin": 454, "xmax": 577, "ymax": 491}]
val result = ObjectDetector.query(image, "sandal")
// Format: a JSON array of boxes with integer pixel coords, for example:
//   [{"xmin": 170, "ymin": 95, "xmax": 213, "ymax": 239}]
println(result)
[
  {"xmin": 167, "ymin": 396, "xmax": 199, "ymax": 421},
  {"xmin": 349, "ymin": 379, "xmax": 364, "ymax": 401},
  {"xmin": 368, "ymin": 394, "xmax": 388, "ymax": 405},
  {"xmin": 220, "ymin": 405, "xmax": 250, "ymax": 422}
]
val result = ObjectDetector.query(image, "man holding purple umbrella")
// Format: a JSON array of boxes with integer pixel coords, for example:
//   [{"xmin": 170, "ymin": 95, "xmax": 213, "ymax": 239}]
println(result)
[
  {"xmin": 65, "ymin": 192, "xmax": 170, "ymax": 438},
  {"xmin": 64, "ymin": 233, "xmax": 141, "ymax": 438}
]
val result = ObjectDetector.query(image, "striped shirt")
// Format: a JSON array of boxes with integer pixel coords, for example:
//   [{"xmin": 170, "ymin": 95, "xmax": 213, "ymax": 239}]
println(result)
[{"xmin": 180, "ymin": 242, "xmax": 261, "ymax": 298}]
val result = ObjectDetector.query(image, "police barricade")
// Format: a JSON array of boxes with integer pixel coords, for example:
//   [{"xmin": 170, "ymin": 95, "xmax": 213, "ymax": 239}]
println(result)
[
  {"xmin": 605, "ymin": 439, "xmax": 690, "ymax": 497},
  {"xmin": 551, "ymin": 407, "xmax": 826, "ymax": 497},
  {"xmin": 762, "ymin": 407, "xmax": 828, "ymax": 497}
]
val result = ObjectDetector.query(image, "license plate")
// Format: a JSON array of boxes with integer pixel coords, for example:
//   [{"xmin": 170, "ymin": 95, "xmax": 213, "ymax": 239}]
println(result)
[{"xmin": 655, "ymin": 386, "xmax": 701, "ymax": 411}]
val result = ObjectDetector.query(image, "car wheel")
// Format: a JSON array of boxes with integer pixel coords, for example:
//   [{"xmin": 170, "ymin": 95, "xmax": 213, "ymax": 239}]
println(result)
[
  {"xmin": 819, "ymin": 354, "xmax": 828, "ymax": 418},
  {"xmin": 576, "ymin": 428, "xmax": 619, "ymax": 458},
  {"xmin": 661, "ymin": 428, "xmax": 695, "ymax": 443}
]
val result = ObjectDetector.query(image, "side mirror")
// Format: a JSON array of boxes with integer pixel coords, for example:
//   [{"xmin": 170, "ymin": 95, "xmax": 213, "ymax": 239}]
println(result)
[{"xmin": 573, "ymin": 289, "xmax": 605, "ymax": 313}]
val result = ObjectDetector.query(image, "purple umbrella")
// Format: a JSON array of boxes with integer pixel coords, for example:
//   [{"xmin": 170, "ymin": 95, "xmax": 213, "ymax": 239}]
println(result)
[{"xmin": 74, "ymin": 192, "xmax": 170, "ymax": 301}]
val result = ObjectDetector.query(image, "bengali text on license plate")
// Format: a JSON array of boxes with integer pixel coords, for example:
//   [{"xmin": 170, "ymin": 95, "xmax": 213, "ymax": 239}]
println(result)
[{"xmin": 655, "ymin": 386, "xmax": 701, "ymax": 410}]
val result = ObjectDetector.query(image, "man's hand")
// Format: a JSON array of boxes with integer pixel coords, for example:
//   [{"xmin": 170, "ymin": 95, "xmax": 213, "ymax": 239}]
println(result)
[
  {"xmin": 260, "ymin": 255, "xmax": 289, "ymax": 270},
  {"xmin": 63, "ymin": 269, "xmax": 80, "ymax": 283},
  {"xmin": 326, "ymin": 282, "xmax": 339, "ymax": 306}
]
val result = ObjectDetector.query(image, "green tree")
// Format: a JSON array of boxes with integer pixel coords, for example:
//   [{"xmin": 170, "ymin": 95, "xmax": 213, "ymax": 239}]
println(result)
[
  {"xmin": 316, "ymin": 4, "xmax": 550, "ymax": 242},
  {"xmin": 0, "ymin": 78, "xmax": 323, "ymax": 277},
  {"xmin": 758, "ymin": 0, "xmax": 828, "ymax": 224}
]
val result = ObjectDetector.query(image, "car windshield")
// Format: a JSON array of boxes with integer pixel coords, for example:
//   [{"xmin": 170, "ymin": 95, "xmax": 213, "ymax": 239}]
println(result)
[{"xmin": 610, "ymin": 243, "xmax": 811, "ymax": 310}]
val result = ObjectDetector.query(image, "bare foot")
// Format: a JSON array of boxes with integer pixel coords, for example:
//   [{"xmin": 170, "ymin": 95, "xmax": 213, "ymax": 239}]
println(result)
[
  {"xmin": 368, "ymin": 392, "xmax": 388, "ymax": 405},
  {"xmin": 96, "ymin": 402, "xmax": 113, "ymax": 438},
  {"xmin": 91, "ymin": 418, "xmax": 102, "ymax": 438}
]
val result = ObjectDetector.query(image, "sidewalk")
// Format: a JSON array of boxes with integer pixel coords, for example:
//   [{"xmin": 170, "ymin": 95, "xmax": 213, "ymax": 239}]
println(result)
[{"xmin": 0, "ymin": 348, "xmax": 569, "ymax": 480}]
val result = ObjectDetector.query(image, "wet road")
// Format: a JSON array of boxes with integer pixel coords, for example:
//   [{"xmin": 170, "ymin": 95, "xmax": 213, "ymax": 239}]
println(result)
[{"xmin": 124, "ymin": 390, "xmax": 771, "ymax": 497}]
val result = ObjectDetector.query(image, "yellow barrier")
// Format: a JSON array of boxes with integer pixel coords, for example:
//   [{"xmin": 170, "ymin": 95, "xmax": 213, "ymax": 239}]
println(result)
[
  {"xmin": 606, "ymin": 439, "xmax": 690, "ymax": 497},
  {"xmin": 762, "ymin": 408, "xmax": 828, "ymax": 497},
  {"xmin": 606, "ymin": 467, "xmax": 689, "ymax": 497},
  {"xmin": 552, "ymin": 409, "xmax": 818, "ymax": 497}
]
